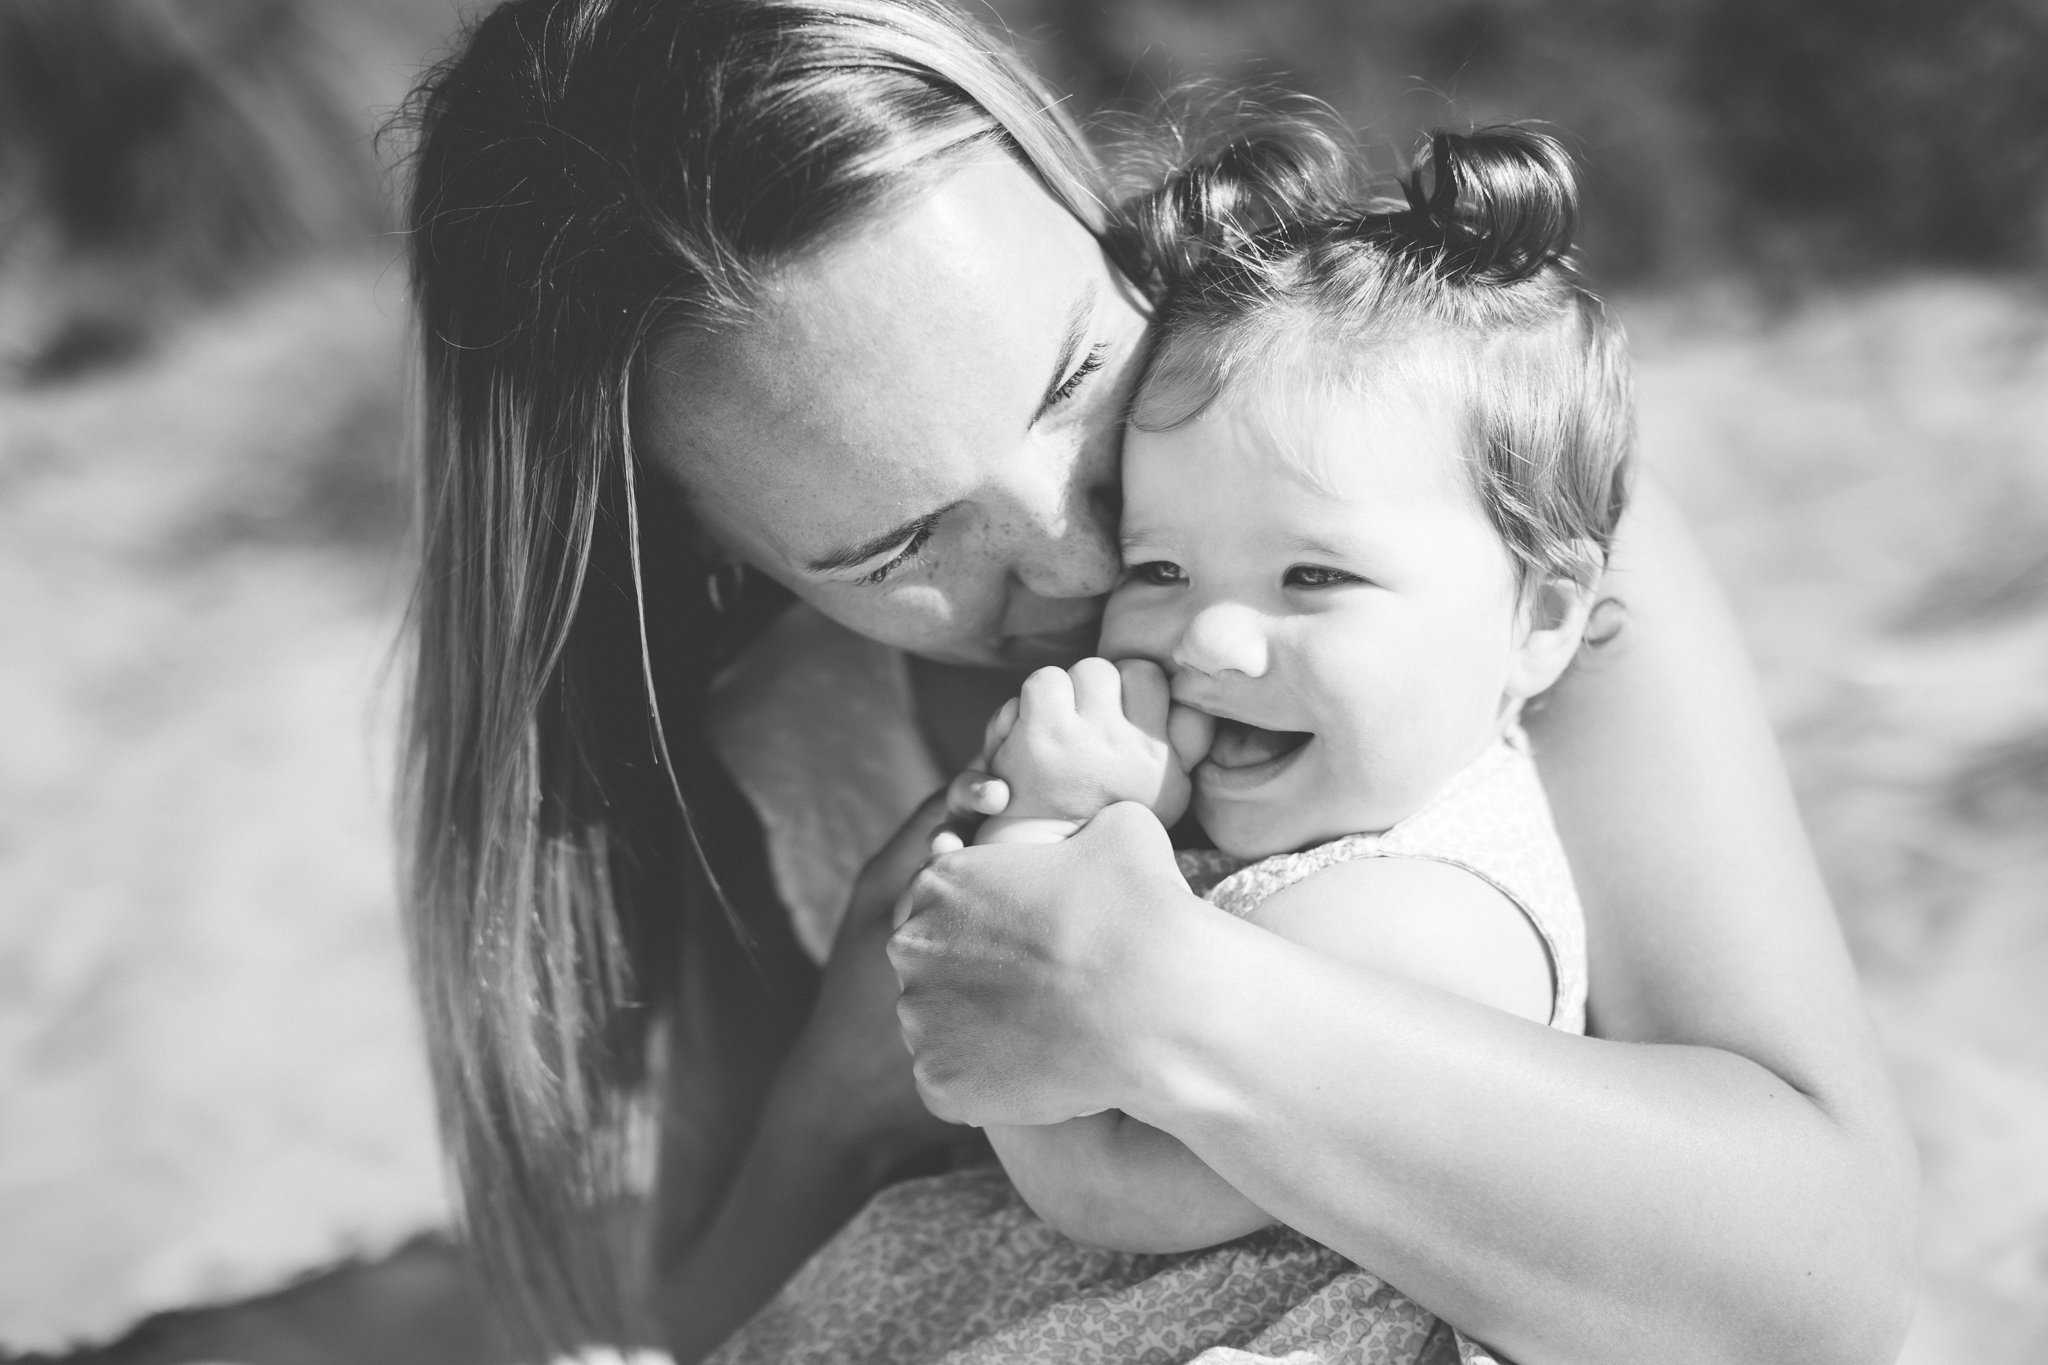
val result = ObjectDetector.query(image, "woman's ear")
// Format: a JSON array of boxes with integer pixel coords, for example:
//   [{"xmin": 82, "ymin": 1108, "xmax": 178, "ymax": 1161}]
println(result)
[{"xmin": 1506, "ymin": 556, "xmax": 1603, "ymax": 703}]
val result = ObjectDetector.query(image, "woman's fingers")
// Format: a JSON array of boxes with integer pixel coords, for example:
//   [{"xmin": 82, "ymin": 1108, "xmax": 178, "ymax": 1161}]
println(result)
[
  {"xmin": 890, "ymin": 805, "xmax": 1192, "ymax": 1127},
  {"xmin": 936, "ymin": 769, "xmax": 1009, "ymax": 855},
  {"xmin": 945, "ymin": 768, "xmax": 1011, "ymax": 820},
  {"xmin": 786, "ymin": 793, "xmax": 968, "ymax": 1158},
  {"xmin": 844, "ymin": 786, "xmax": 953, "ymax": 931},
  {"xmin": 889, "ymin": 882, "xmax": 921, "ymax": 929}
]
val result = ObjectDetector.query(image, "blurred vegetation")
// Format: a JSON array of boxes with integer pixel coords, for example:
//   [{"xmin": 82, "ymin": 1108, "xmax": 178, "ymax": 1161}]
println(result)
[
  {"xmin": 0, "ymin": 0, "xmax": 393, "ymax": 382},
  {"xmin": 1, "ymin": 0, "xmax": 2039, "ymax": 381},
  {"xmin": 991, "ymin": 0, "xmax": 2048, "ymax": 286}
]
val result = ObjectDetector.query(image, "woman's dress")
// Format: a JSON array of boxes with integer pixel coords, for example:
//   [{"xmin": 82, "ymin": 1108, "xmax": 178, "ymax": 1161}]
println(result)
[{"xmin": 706, "ymin": 606, "xmax": 1587, "ymax": 1365}]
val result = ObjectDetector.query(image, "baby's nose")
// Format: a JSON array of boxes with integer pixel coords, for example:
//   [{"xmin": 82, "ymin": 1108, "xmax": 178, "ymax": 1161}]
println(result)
[{"xmin": 1173, "ymin": 601, "xmax": 1269, "ymax": 679}]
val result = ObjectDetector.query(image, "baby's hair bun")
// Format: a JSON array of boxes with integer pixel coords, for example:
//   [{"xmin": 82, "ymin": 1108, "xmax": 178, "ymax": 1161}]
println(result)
[
  {"xmin": 1125, "ymin": 118, "xmax": 1354, "ymax": 287},
  {"xmin": 1365, "ymin": 125, "xmax": 1580, "ymax": 285}
]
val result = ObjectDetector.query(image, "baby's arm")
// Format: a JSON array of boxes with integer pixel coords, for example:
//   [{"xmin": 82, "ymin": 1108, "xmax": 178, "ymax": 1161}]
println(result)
[
  {"xmin": 963, "ymin": 659, "xmax": 1257, "ymax": 1243},
  {"xmin": 992, "ymin": 854, "xmax": 1555, "ymax": 1253}
]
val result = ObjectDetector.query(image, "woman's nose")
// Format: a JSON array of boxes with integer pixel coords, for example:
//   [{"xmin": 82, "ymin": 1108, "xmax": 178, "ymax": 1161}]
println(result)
[
  {"xmin": 1174, "ymin": 601, "xmax": 1270, "ymax": 678},
  {"xmin": 996, "ymin": 437, "xmax": 1121, "ymax": 600}
]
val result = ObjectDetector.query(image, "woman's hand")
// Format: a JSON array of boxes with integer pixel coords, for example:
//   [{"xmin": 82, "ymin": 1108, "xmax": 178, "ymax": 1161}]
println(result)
[
  {"xmin": 890, "ymin": 802, "xmax": 1198, "ymax": 1126},
  {"xmin": 773, "ymin": 787, "xmax": 964, "ymax": 1172},
  {"xmin": 655, "ymin": 788, "xmax": 967, "ymax": 1364},
  {"xmin": 928, "ymin": 703, "xmax": 1023, "ymax": 854}
]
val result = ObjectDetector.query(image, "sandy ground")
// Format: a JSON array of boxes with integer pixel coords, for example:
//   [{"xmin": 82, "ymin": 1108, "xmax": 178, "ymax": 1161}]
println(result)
[
  {"xmin": 1632, "ymin": 280, "xmax": 2048, "ymax": 1363},
  {"xmin": 0, "ymin": 264, "xmax": 443, "ymax": 1349},
  {"xmin": 0, "ymin": 266, "xmax": 2043, "ymax": 1360}
]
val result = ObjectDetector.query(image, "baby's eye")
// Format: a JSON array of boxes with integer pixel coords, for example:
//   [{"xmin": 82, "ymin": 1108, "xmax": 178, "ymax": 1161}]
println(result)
[
  {"xmin": 1284, "ymin": 563, "xmax": 1362, "ymax": 589},
  {"xmin": 1127, "ymin": 560, "xmax": 1186, "ymax": 587}
]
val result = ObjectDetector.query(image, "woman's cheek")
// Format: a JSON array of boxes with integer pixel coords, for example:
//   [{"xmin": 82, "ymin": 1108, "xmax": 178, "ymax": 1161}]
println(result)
[{"xmin": 790, "ymin": 579, "xmax": 967, "ymax": 660}]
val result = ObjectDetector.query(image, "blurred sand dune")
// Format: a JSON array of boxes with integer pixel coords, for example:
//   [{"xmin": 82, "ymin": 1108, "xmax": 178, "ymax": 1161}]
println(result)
[
  {"xmin": 0, "ymin": 261, "xmax": 444, "ymax": 1349},
  {"xmin": 2, "ymin": 268, "xmax": 2043, "ymax": 1362},
  {"xmin": 1633, "ymin": 279, "xmax": 2048, "ymax": 1365}
]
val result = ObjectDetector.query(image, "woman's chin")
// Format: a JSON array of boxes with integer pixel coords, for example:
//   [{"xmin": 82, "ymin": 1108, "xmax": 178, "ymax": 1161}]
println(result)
[{"xmin": 994, "ymin": 625, "xmax": 1100, "ymax": 669}]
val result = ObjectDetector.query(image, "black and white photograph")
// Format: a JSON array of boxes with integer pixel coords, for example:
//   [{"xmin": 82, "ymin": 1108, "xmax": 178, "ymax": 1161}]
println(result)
[{"xmin": 2, "ymin": 2, "xmax": 2044, "ymax": 1363}]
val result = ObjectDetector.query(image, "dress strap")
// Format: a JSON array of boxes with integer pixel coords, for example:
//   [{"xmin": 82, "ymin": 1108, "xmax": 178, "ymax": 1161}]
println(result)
[{"xmin": 1188, "ymin": 729, "xmax": 1588, "ymax": 1034}]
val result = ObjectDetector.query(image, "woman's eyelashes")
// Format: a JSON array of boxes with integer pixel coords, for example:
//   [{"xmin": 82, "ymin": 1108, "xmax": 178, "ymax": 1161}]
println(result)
[
  {"xmin": 856, "ymin": 343, "xmax": 1110, "ymax": 590},
  {"xmin": 1042, "ymin": 342, "xmax": 1109, "ymax": 413},
  {"xmin": 858, "ymin": 517, "xmax": 940, "ymax": 585}
]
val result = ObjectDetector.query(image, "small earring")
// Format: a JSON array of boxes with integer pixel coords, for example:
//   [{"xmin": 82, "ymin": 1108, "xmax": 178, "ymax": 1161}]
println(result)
[{"xmin": 705, "ymin": 561, "xmax": 746, "ymax": 616}]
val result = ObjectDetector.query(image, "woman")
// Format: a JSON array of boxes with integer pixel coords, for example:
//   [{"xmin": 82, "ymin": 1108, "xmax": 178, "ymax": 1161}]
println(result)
[{"xmin": 401, "ymin": 2, "xmax": 1916, "ymax": 1362}]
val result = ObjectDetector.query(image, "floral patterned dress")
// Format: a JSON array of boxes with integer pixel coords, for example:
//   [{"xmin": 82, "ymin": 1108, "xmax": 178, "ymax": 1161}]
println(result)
[{"xmin": 707, "ymin": 617, "xmax": 1588, "ymax": 1365}]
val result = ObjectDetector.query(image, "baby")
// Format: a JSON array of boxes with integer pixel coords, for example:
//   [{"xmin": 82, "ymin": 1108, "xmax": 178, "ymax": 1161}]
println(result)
[{"xmin": 967, "ymin": 122, "xmax": 1633, "ymax": 1252}]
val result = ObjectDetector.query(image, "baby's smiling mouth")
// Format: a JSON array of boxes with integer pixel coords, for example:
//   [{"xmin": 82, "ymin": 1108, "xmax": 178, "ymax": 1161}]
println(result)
[{"xmin": 1205, "ymin": 717, "xmax": 1313, "ymax": 770}]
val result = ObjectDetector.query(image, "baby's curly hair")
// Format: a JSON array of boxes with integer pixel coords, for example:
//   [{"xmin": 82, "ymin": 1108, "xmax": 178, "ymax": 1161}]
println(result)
[{"xmin": 1112, "ymin": 119, "xmax": 1634, "ymax": 591}]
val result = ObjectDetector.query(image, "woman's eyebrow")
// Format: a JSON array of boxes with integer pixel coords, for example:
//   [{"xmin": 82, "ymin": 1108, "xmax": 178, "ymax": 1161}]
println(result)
[
  {"xmin": 1031, "ymin": 289, "xmax": 1097, "ymax": 421},
  {"xmin": 805, "ymin": 506, "xmax": 952, "ymax": 575}
]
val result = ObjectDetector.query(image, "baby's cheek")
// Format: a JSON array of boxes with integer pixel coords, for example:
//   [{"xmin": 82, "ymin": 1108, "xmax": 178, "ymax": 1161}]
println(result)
[
  {"xmin": 1296, "ymin": 639, "xmax": 1400, "ymax": 778},
  {"xmin": 1097, "ymin": 586, "xmax": 1168, "ymax": 662},
  {"xmin": 1297, "ymin": 631, "xmax": 1379, "ymax": 721}
]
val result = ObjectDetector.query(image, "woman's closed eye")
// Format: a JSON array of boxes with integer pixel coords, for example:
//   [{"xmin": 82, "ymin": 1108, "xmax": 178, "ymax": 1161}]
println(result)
[
  {"xmin": 859, "ymin": 517, "xmax": 940, "ymax": 585},
  {"xmin": 1284, "ymin": 563, "xmax": 1365, "ymax": 589},
  {"xmin": 1038, "ymin": 342, "xmax": 1108, "ymax": 417}
]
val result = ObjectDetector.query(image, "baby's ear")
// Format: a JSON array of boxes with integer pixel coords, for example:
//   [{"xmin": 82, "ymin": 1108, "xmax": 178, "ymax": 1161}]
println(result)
[{"xmin": 1506, "ymin": 553, "xmax": 1603, "ymax": 703}]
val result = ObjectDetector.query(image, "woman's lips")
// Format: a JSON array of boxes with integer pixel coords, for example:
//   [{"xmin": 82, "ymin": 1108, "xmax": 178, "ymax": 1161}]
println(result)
[{"xmin": 1198, "ymin": 717, "xmax": 1313, "ymax": 791}]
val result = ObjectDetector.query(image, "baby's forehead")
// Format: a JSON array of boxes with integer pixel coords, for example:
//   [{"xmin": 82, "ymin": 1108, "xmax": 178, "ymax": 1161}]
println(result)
[
  {"xmin": 1137, "ymin": 305, "xmax": 1453, "ymax": 411},
  {"xmin": 1133, "ymin": 346, "xmax": 1471, "ymax": 502}
]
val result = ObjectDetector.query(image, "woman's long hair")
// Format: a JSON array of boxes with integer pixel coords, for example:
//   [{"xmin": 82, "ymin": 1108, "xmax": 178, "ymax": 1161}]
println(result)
[{"xmin": 399, "ymin": 0, "xmax": 1109, "ymax": 1344}]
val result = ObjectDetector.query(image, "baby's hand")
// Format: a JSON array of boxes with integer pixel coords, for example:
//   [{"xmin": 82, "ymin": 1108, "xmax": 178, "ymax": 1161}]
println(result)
[{"xmin": 975, "ymin": 658, "xmax": 1213, "ymax": 846}]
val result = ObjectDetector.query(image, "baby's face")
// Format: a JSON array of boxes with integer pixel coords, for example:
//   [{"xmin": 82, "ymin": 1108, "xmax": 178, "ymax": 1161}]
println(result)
[{"xmin": 1100, "ymin": 379, "xmax": 1528, "ymax": 859}]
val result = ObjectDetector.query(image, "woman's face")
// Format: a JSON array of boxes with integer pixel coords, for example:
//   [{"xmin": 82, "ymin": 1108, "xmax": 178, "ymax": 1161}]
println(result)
[{"xmin": 643, "ymin": 152, "xmax": 1149, "ymax": 671}]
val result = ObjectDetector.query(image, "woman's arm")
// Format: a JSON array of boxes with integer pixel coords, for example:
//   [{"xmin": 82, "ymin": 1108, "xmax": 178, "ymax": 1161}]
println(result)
[
  {"xmin": 892, "ymin": 479, "xmax": 1917, "ymax": 1365},
  {"xmin": 653, "ymin": 791, "xmax": 961, "ymax": 1364},
  {"xmin": 988, "ymin": 853, "xmax": 1554, "ymax": 1254}
]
